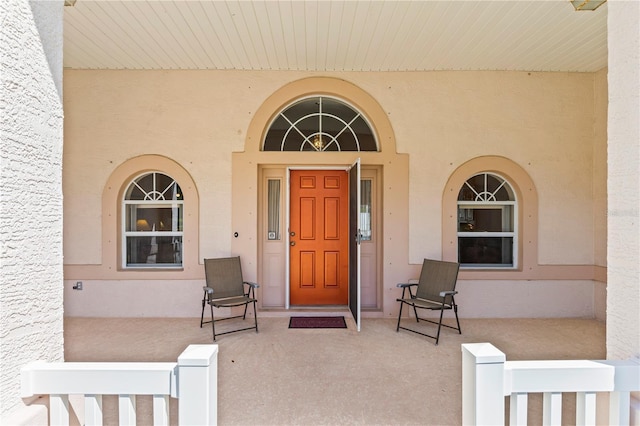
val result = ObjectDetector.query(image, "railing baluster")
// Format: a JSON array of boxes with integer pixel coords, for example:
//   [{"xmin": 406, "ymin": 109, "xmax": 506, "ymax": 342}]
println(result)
[
  {"xmin": 603, "ymin": 358, "xmax": 640, "ymax": 425},
  {"xmin": 576, "ymin": 392, "xmax": 596, "ymax": 426},
  {"xmin": 153, "ymin": 394, "xmax": 170, "ymax": 426},
  {"xmin": 118, "ymin": 394, "xmax": 136, "ymax": 426},
  {"xmin": 542, "ymin": 392, "xmax": 562, "ymax": 426},
  {"xmin": 609, "ymin": 391, "xmax": 630, "ymax": 425},
  {"xmin": 85, "ymin": 394, "xmax": 103, "ymax": 426},
  {"xmin": 50, "ymin": 394, "xmax": 70, "ymax": 426},
  {"xmin": 509, "ymin": 392, "xmax": 528, "ymax": 426}
]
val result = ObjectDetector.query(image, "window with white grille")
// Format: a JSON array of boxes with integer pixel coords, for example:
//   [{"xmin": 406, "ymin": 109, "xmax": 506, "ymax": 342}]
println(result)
[
  {"xmin": 457, "ymin": 173, "xmax": 516, "ymax": 268},
  {"xmin": 123, "ymin": 172, "xmax": 184, "ymax": 268}
]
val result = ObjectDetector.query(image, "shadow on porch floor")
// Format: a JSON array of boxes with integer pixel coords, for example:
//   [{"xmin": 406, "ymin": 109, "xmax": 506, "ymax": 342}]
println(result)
[{"xmin": 64, "ymin": 316, "xmax": 605, "ymax": 425}]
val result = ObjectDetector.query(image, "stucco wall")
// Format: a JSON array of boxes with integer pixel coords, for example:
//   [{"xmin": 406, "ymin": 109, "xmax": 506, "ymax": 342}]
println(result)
[
  {"xmin": 0, "ymin": 0, "xmax": 63, "ymax": 420},
  {"xmin": 63, "ymin": 69, "xmax": 604, "ymax": 319},
  {"xmin": 607, "ymin": 0, "xmax": 640, "ymax": 361},
  {"xmin": 380, "ymin": 72, "xmax": 598, "ymax": 266}
]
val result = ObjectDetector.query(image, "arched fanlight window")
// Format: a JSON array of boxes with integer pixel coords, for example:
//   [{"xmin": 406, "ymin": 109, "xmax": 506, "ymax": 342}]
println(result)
[
  {"xmin": 457, "ymin": 173, "xmax": 517, "ymax": 268},
  {"xmin": 123, "ymin": 172, "xmax": 183, "ymax": 268},
  {"xmin": 263, "ymin": 96, "xmax": 378, "ymax": 152}
]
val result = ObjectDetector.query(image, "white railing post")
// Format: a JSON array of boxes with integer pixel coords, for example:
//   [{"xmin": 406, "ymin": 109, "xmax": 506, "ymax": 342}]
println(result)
[
  {"xmin": 462, "ymin": 343, "xmax": 506, "ymax": 426},
  {"xmin": 177, "ymin": 344, "xmax": 218, "ymax": 426}
]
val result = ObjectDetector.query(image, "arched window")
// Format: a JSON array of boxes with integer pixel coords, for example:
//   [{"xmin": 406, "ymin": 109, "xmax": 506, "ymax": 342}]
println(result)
[
  {"xmin": 123, "ymin": 172, "xmax": 183, "ymax": 268},
  {"xmin": 263, "ymin": 96, "xmax": 378, "ymax": 151},
  {"xmin": 457, "ymin": 173, "xmax": 516, "ymax": 268}
]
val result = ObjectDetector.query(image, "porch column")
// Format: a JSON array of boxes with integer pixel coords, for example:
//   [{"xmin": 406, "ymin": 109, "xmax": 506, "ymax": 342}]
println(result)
[
  {"xmin": 606, "ymin": 0, "xmax": 640, "ymax": 361},
  {"xmin": 0, "ymin": 0, "xmax": 64, "ymax": 423}
]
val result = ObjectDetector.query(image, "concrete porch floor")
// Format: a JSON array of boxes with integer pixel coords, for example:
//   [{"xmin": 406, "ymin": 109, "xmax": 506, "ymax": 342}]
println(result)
[{"xmin": 64, "ymin": 316, "xmax": 606, "ymax": 425}]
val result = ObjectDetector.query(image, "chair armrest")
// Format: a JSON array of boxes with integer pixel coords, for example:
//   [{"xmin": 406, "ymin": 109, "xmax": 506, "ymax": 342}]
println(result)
[
  {"xmin": 203, "ymin": 286, "xmax": 213, "ymax": 293},
  {"xmin": 439, "ymin": 290, "xmax": 458, "ymax": 297},
  {"xmin": 397, "ymin": 283, "xmax": 418, "ymax": 288},
  {"xmin": 244, "ymin": 281, "xmax": 260, "ymax": 288}
]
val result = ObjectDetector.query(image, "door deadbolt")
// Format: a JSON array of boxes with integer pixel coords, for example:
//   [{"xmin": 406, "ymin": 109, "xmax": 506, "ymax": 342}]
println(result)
[{"xmin": 290, "ymin": 231, "xmax": 296, "ymax": 236}]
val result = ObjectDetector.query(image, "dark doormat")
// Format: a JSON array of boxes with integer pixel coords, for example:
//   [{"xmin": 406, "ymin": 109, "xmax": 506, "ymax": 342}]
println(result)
[{"xmin": 288, "ymin": 316, "xmax": 347, "ymax": 329}]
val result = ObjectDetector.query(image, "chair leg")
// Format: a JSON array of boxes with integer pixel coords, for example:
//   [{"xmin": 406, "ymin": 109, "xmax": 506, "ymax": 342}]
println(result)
[
  {"xmin": 252, "ymin": 300, "xmax": 258, "ymax": 333},
  {"xmin": 242, "ymin": 301, "xmax": 249, "ymax": 320},
  {"xmin": 453, "ymin": 298, "xmax": 461, "ymax": 334},
  {"xmin": 434, "ymin": 308, "xmax": 446, "ymax": 346},
  {"xmin": 210, "ymin": 304, "xmax": 216, "ymax": 341},
  {"xmin": 396, "ymin": 301, "xmax": 404, "ymax": 331},
  {"xmin": 412, "ymin": 304, "xmax": 420, "ymax": 323},
  {"xmin": 406, "ymin": 287, "xmax": 420, "ymax": 322},
  {"xmin": 200, "ymin": 295, "xmax": 206, "ymax": 328}
]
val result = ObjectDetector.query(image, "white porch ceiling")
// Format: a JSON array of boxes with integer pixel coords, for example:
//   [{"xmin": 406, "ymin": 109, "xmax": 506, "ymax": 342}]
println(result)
[{"xmin": 63, "ymin": 0, "xmax": 608, "ymax": 72}]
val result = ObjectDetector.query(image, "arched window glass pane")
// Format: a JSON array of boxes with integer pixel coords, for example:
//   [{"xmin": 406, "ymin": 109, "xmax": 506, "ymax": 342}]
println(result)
[
  {"xmin": 263, "ymin": 96, "xmax": 378, "ymax": 152},
  {"xmin": 457, "ymin": 173, "xmax": 516, "ymax": 268},
  {"xmin": 123, "ymin": 172, "xmax": 184, "ymax": 268},
  {"xmin": 458, "ymin": 173, "xmax": 513, "ymax": 202}
]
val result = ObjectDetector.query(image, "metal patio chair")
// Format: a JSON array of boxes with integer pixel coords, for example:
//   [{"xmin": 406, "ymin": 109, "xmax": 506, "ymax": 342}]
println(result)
[
  {"xmin": 396, "ymin": 258, "xmax": 461, "ymax": 345},
  {"xmin": 200, "ymin": 256, "xmax": 259, "ymax": 341}
]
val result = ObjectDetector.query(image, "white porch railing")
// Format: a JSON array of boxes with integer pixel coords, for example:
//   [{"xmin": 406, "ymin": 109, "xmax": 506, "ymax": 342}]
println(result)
[
  {"xmin": 462, "ymin": 343, "xmax": 640, "ymax": 426},
  {"xmin": 21, "ymin": 344, "xmax": 217, "ymax": 426}
]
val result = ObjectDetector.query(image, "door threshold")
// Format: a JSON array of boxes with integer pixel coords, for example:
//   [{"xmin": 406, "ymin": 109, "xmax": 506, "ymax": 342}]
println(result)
[
  {"xmin": 289, "ymin": 305, "xmax": 349, "ymax": 310},
  {"xmin": 259, "ymin": 306, "xmax": 350, "ymax": 318}
]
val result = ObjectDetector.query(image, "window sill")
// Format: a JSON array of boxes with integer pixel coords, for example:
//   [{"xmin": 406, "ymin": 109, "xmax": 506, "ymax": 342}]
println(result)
[
  {"xmin": 460, "ymin": 265, "xmax": 517, "ymax": 271},
  {"xmin": 122, "ymin": 266, "xmax": 184, "ymax": 272}
]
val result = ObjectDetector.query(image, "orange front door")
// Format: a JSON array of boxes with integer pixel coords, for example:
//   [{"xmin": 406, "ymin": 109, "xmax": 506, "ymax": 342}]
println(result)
[{"xmin": 290, "ymin": 170, "xmax": 349, "ymax": 305}]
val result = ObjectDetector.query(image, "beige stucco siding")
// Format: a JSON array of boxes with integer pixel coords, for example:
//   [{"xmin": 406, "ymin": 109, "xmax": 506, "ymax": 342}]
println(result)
[
  {"xmin": 63, "ymin": 70, "xmax": 268, "ymax": 264},
  {"xmin": 63, "ymin": 69, "xmax": 606, "ymax": 319},
  {"xmin": 370, "ymin": 71, "xmax": 597, "ymax": 265}
]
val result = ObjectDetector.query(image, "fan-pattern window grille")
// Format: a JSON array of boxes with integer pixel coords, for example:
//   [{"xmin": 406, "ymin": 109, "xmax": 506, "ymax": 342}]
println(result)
[
  {"xmin": 263, "ymin": 96, "xmax": 378, "ymax": 152},
  {"xmin": 457, "ymin": 173, "xmax": 517, "ymax": 268},
  {"xmin": 123, "ymin": 172, "xmax": 184, "ymax": 268}
]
